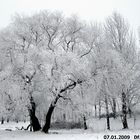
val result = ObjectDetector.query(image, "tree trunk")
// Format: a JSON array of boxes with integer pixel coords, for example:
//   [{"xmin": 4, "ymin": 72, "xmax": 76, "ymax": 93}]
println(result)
[
  {"xmin": 94, "ymin": 105, "xmax": 97, "ymax": 118},
  {"xmin": 128, "ymin": 107, "xmax": 132, "ymax": 118},
  {"xmin": 29, "ymin": 97, "xmax": 41, "ymax": 132},
  {"xmin": 42, "ymin": 95, "xmax": 60, "ymax": 133},
  {"xmin": 105, "ymin": 96, "xmax": 110, "ymax": 130},
  {"xmin": 83, "ymin": 115, "xmax": 87, "ymax": 130},
  {"xmin": 7, "ymin": 118, "xmax": 9, "ymax": 123},
  {"xmin": 42, "ymin": 81, "xmax": 80, "ymax": 133},
  {"xmin": 30, "ymin": 114, "xmax": 41, "ymax": 131},
  {"xmin": 63, "ymin": 114, "xmax": 66, "ymax": 122},
  {"xmin": 112, "ymin": 98, "xmax": 116, "ymax": 119},
  {"xmin": 98, "ymin": 100, "xmax": 101, "ymax": 119},
  {"xmin": 1, "ymin": 117, "xmax": 4, "ymax": 124},
  {"xmin": 25, "ymin": 73, "xmax": 41, "ymax": 132},
  {"xmin": 42, "ymin": 104, "xmax": 55, "ymax": 133},
  {"xmin": 122, "ymin": 92, "xmax": 128, "ymax": 129}
]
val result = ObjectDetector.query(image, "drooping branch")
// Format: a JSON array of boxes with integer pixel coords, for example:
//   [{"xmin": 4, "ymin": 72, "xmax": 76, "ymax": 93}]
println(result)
[{"xmin": 60, "ymin": 79, "xmax": 82, "ymax": 93}]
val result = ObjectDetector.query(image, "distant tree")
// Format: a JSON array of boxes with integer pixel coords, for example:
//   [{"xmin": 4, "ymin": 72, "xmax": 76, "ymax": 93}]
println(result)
[{"xmin": 105, "ymin": 12, "xmax": 137, "ymax": 129}]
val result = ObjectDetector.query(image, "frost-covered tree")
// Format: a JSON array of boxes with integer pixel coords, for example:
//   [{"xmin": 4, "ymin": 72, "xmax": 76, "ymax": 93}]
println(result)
[
  {"xmin": 0, "ymin": 10, "xmax": 139, "ymax": 133},
  {"xmin": 105, "ymin": 12, "xmax": 138, "ymax": 129},
  {"xmin": 0, "ymin": 11, "xmax": 92, "ymax": 133}
]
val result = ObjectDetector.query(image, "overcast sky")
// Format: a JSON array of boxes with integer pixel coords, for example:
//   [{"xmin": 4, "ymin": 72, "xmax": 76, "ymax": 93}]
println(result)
[{"xmin": 0, "ymin": 0, "xmax": 140, "ymax": 32}]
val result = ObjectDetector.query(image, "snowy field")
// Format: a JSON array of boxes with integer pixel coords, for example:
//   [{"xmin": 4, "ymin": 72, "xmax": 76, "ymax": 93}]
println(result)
[
  {"xmin": 1, "ymin": 118, "xmax": 140, "ymax": 140},
  {"xmin": 1, "ymin": 130, "xmax": 140, "ymax": 140},
  {"xmin": 0, "ymin": 128, "xmax": 140, "ymax": 140}
]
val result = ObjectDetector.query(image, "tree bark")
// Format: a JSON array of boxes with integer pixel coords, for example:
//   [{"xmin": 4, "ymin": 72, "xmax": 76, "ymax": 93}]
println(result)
[
  {"xmin": 105, "ymin": 96, "xmax": 110, "ymax": 130},
  {"xmin": 122, "ymin": 92, "xmax": 128, "ymax": 129}
]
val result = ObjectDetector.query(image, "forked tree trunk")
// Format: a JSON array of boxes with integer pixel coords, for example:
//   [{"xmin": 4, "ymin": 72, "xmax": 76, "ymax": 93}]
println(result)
[
  {"xmin": 105, "ymin": 96, "xmax": 110, "ymax": 130},
  {"xmin": 42, "ymin": 95, "xmax": 60, "ymax": 133},
  {"xmin": 121, "ymin": 92, "xmax": 128, "ymax": 129}
]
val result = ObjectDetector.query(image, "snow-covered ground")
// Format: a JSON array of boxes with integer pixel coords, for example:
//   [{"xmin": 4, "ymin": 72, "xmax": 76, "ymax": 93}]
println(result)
[
  {"xmin": 87, "ymin": 117, "xmax": 140, "ymax": 132},
  {"xmin": 1, "ymin": 128, "xmax": 140, "ymax": 140},
  {"xmin": 0, "ymin": 118, "xmax": 140, "ymax": 140}
]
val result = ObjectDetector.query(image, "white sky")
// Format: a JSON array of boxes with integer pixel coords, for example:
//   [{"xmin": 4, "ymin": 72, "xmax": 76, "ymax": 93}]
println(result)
[{"xmin": 0, "ymin": 0, "xmax": 140, "ymax": 32}]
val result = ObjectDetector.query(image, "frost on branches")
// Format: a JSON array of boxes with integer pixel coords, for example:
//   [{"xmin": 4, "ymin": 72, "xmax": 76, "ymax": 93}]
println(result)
[{"xmin": 0, "ymin": 11, "xmax": 140, "ymax": 133}]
